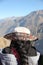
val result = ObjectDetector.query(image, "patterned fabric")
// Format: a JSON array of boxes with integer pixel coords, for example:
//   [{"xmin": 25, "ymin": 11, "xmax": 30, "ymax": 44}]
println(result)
[
  {"xmin": 2, "ymin": 40, "xmax": 37, "ymax": 65},
  {"xmin": 28, "ymin": 52, "xmax": 40, "ymax": 65},
  {"xmin": 11, "ymin": 47, "xmax": 21, "ymax": 65},
  {"xmin": 16, "ymin": 40, "xmax": 37, "ymax": 65},
  {"xmin": 0, "ymin": 53, "xmax": 17, "ymax": 65},
  {"xmin": 2, "ymin": 39, "xmax": 21, "ymax": 65},
  {"xmin": 16, "ymin": 40, "xmax": 29, "ymax": 65},
  {"xmin": 11, "ymin": 48, "xmax": 20, "ymax": 61}
]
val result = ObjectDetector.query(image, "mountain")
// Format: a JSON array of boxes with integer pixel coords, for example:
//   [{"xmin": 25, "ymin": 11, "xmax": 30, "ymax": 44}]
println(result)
[
  {"xmin": 0, "ymin": 10, "xmax": 43, "ymax": 39},
  {"xmin": 35, "ymin": 39, "xmax": 43, "ymax": 54}
]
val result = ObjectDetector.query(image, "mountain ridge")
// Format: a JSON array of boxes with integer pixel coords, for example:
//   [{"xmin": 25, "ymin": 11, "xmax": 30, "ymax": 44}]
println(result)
[{"xmin": 0, "ymin": 10, "xmax": 43, "ymax": 39}]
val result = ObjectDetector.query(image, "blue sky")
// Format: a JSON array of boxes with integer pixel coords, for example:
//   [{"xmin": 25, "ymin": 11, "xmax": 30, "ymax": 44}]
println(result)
[{"xmin": 0, "ymin": 0, "xmax": 43, "ymax": 19}]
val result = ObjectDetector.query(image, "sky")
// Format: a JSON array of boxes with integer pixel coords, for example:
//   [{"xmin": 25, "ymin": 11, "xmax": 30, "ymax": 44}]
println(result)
[{"xmin": 0, "ymin": 0, "xmax": 43, "ymax": 19}]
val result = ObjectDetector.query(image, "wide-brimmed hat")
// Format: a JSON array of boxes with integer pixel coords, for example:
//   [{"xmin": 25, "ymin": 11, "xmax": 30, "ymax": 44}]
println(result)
[{"xmin": 14, "ymin": 27, "xmax": 38, "ymax": 41}]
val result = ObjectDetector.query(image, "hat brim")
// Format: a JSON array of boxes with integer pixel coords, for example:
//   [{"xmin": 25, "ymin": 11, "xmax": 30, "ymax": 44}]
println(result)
[
  {"xmin": 15, "ymin": 33, "xmax": 38, "ymax": 41},
  {"xmin": 27, "ymin": 35, "xmax": 38, "ymax": 41},
  {"xmin": 4, "ymin": 33, "xmax": 38, "ymax": 41}
]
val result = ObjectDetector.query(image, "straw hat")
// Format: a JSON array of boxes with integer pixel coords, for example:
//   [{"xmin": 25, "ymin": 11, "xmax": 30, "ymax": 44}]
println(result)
[
  {"xmin": 14, "ymin": 27, "xmax": 38, "ymax": 41},
  {"xmin": 0, "ymin": 37, "xmax": 11, "ymax": 48}
]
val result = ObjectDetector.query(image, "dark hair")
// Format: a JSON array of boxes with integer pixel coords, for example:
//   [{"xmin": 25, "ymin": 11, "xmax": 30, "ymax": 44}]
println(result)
[{"xmin": 10, "ymin": 40, "xmax": 20, "ymax": 50}]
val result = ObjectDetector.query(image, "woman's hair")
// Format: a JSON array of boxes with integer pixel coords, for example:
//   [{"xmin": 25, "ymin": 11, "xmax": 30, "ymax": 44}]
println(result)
[{"xmin": 10, "ymin": 40, "xmax": 20, "ymax": 49}]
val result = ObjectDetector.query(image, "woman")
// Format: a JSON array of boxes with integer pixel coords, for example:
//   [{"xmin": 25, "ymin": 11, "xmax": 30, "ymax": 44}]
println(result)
[{"xmin": 4, "ymin": 26, "xmax": 40, "ymax": 65}]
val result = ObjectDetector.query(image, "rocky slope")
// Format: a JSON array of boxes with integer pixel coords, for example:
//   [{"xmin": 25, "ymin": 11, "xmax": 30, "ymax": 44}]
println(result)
[{"xmin": 0, "ymin": 10, "xmax": 43, "ymax": 39}]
